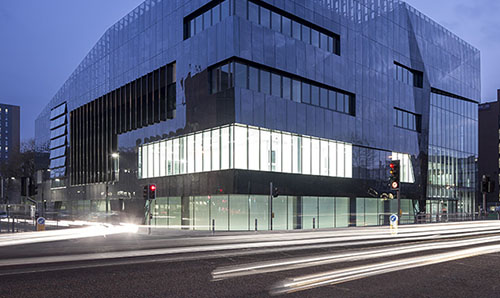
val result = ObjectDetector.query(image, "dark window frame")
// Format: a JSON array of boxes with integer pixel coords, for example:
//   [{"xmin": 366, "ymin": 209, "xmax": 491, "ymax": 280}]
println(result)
[
  {"xmin": 246, "ymin": 0, "xmax": 341, "ymax": 55},
  {"xmin": 208, "ymin": 57, "xmax": 355, "ymax": 116},
  {"xmin": 394, "ymin": 62, "xmax": 424, "ymax": 88},
  {"xmin": 394, "ymin": 107, "xmax": 421, "ymax": 133}
]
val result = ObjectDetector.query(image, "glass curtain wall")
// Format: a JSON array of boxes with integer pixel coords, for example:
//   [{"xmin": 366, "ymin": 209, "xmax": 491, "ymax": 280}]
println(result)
[
  {"xmin": 154, "ymin": 195, "xmax": 350, "ymax": 231},
  {"xmin": 428, "ymin": 92, "xmax": 478, "ymax": 214},
  {"xmin": 140, "ymin": 124, "xmax": 353, "ymax": 179}
]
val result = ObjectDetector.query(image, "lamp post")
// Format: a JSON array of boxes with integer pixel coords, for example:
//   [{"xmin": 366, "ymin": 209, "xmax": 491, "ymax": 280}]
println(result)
[{"xmin": 106, "ymin": 153, "xmax": 120, "ymax": 215}]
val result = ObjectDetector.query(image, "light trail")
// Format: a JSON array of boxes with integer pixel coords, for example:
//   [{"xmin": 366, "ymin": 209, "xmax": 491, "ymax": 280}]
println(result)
[
  {"xmin": 0, "ymin": 224, "xmax": 138, "ymax": 247},
  {"xmin": 212, "ymin": 234, "xmax": 500, "ymax": 279},
  {"xmin": 270, "ymin": 243, "xmax": 500, "ymax": 295},
  {"xmin": 0, "ymin": 221, "xmax": 499, "ymax": 269}
]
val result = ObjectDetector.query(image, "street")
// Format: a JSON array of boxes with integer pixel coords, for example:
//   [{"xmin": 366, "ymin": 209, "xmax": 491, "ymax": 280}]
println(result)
[{"xmin": 2, "ymin": 222, "xmax": 500, "ymax": 297}]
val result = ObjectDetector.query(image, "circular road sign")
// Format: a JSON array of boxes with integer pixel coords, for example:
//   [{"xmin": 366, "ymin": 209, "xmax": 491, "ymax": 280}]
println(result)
[
  {"xmin": 37, "ymin": 217, "xmax": 46, "ymax": 225},
  {"xmin": 389, "ymin": 214, "xmax": 398, "ymax": 224},
  {"xmin": 391, "ymin": 181, "xmax": 399, "ymax": 189}
]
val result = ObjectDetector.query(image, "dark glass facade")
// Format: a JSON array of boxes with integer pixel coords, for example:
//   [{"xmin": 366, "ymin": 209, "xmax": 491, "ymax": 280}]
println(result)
[{"xmin": 35, "ymin": 0, "xmax": 480, "ymax": 229}]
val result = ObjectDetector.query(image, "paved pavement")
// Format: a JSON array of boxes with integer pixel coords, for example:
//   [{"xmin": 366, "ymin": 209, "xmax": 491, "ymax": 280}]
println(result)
[{"xmin": 2, "ymin": 221, "xmax": 500, "ymax": 297}]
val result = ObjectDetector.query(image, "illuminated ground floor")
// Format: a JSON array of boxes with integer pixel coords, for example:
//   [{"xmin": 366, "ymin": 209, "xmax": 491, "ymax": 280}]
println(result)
[
  {"xmin": 47, "ymin": 196, "xmax": 417, "ymax": 230},
  {"xmin": 150, "ymin": 195, "xmax": 416, "ymax": 230}
]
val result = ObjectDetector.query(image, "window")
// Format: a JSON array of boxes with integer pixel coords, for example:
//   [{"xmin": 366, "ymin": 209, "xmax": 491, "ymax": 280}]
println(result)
[
  {"xmin": 282, "ymin": 16, "xmax": 291, "ymax": 36},
  {"xmin": 259, "ymin": 7, "xmax": 270, "ymax": 28},
  {"xmin": 394, "ymin": 108, "xmax": 421, "ymax": 132},
  {"xmin": 235, "ymin": 63, "xmax": 247, "ymax": 88},
  {"xmin": 248, "ymin": 1, "xmax": 259, "ymax": 23},
  {"xmin": 249, "ymin": 66, "xmax": 259, "ymax": 91},
  {"xmin": 246, "ymin": 0, "xmax": 340, "ymax": 55},
  {"xmin": 271, "ymin": 73, "xmax": 281, "ymax": 97},
  {"xmin": 212, "ymin": 59, "xmax": 355, "ymax": 115},
  {"xmin": 301, "ymin": 25, "xmax": 310, "ymax": 44},
  {"xmin": 260, "ymin": 70, "xmax": 271, "ymax": 94},
  {"xmin": 184, "ymin": 0, "xmax": 232, "ymax": 39},
  {"xmin": 311, "ymin": 86, "xmax": 320, "ymax": 106},
  {"xmin": 271, "ymin": 12, "xmax": 281, "ymax": 32},
  {"xmin": 302, "ymin": 82, "xmax": 311, "ymax": 104},
  {"xmin": 292, "ymin": 21, "xmax": 301, "ymax": 40},
  {"xmin": 210, "ymin": 61, "xmax": 234, "ymax": 94},
  {"xmin": 394, "ymin": 62, "xmax": 423, "ymax": 88},
  {"xmin": 320, "ymin": 88, "xmax": 328, "ymax": 108},
  {"xmin": 292, "ymin": 79, "xmax": 301, "ymax": 103},
  {"xmin": 283, "ymin": 77, "xmax": 291, "ymax": 100}
]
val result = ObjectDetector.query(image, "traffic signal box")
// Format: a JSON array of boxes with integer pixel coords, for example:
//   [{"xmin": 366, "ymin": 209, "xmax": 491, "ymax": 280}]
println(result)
[
  {"xmin": 389, "ymin": 160, "xmax": 400, "ymax": 191},
  {"xmin": 143, "ymin": 184, "xmax": 157, "ymax": 200}
]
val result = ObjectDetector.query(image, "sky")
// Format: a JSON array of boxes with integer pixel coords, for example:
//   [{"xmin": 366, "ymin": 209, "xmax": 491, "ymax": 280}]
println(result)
[{"xmin": 0, "ymin": 0, "xmax": 499, "ymax": 141}]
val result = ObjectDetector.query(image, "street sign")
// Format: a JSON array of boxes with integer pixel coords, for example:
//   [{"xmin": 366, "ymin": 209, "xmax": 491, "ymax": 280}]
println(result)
[
  {"xmin": 389, "ymin": 214, "xmax": 398, "ymax": 235},
  {"xmin": 36, "ymin": 217, "xmax": 46, "ymax": 231},
  {"xmin": 389, "ymin": 214, "xmax": 398, "ymax": 224}
]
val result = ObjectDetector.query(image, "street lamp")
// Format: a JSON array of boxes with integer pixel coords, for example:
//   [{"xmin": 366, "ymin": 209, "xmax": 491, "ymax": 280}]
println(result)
[{"xmin": 105, "ymin": 153, "xmax": 120, "ymax": 215}]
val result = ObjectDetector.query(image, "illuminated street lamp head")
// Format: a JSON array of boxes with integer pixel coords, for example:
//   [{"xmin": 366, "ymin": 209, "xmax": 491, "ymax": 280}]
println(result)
[{"xmin": 111, "ymin": 153, "xmax": 119, "ymax": 159}]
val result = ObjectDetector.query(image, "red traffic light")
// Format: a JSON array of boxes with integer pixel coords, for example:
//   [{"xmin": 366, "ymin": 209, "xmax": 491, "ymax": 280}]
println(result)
[
  {"xmin": 390, "ymin": 163, "xmax": 395, "ymax": 169},
  {"xmin": 149, "ymin": 184, "xmax": 156, "ymax": 191}
]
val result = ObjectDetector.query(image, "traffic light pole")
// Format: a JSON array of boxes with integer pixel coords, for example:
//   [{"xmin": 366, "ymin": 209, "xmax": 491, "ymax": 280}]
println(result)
[
  {"xmin": 269, "ymin": 182, "xmax": 273, "ymax": 231},
  {"xmin": 483, "ymin": 191, "xmax": 487, "ymax": 219},
  {"xmin": 397, "ymin": 189, "xmax": 400, "ymax": 224}
]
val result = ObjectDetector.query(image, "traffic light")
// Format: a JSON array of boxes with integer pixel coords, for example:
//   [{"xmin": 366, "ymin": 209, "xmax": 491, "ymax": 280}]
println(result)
[
  {"xmin": 481, "ymin": 176, "xmax": 494, "ymax": 193},
  {"xmin": 272, "ymin": 187, "xmax": 279, "ymax": 198},
  {"xmin": 143, "ymin": 184, "xmax": 157, "ymax": 200},
  {"xmin": 481, "ymin": 178, "xmax": 488, "ymax": 193},
  {"xmin": 389, "ymin": 160, "xmax": 400, "ymax": 190},
  {"xmin": 148, "ymin": 184, "xmax": 157, "ymax": 200}
]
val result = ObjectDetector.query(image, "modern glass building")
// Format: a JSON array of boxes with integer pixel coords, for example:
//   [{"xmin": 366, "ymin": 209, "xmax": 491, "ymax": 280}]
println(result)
[
  {"xmin": 0, "ymin": 104, "xmax": 20, "ymax": 163},
  {"xmin": 35, "ymin": 0, "xmax": 480, "ymax": 229}
]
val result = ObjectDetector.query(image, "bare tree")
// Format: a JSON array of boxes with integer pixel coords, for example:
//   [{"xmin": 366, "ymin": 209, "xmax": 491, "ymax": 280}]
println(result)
[{"xmin": 0, "ymin": 139, "xmax": 42, "ymax": 203}]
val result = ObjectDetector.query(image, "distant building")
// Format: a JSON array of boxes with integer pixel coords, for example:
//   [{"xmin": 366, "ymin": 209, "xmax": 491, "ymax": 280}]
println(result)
[
  {"xmin": 0, "ymin": 104, "xmax": 20, "ymax": 163},
  {"xmin": 35, "ymin": 0, "xmax": 479, "ymax": 227},
  {"xmin": 478, "ymin": 90, "xmax": 500, "ymax": 210}
]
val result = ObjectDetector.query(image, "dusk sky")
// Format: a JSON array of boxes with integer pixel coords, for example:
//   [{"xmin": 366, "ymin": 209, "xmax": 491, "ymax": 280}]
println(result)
[{"xmin": 0, "ymin": 0, "xmax": 498, "ymax": 141}]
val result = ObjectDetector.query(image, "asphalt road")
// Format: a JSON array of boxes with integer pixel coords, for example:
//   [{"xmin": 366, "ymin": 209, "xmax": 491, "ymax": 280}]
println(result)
[{"xmin": 2, "ymin": 222, "xmax": 500, "ymax": 298}]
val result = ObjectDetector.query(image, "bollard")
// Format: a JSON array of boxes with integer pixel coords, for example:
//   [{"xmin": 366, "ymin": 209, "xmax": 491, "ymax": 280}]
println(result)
[
  {"xmin": 212, "ymin": 219, "xmax": 215, "ymax": 234},
  {"xmin": 255, "ymin": 218, "xmax": 258, "ymax": 231},
  {"xmin": 11, "ymin": 217, "xmax": 14, "ymax": 233},
  {"xmin": 313, "ymin": 217, "xmax": 316, "ymax": 229}
]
